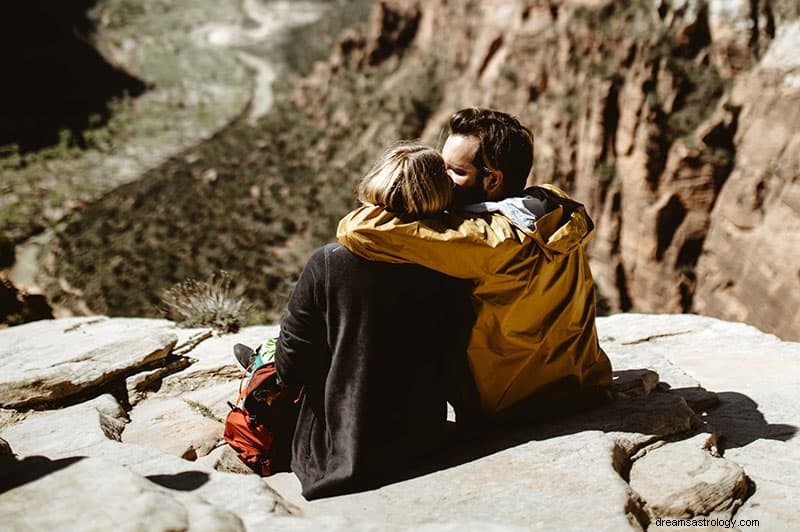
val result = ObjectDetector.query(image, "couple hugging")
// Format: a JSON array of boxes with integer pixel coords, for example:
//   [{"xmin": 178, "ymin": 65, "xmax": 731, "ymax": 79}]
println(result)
[{"xmin": 274, "ymin": 108, "xmax": 612, "ymax": 499}]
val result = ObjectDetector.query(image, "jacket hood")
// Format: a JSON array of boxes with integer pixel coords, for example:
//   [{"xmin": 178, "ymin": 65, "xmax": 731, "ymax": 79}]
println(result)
[{"xmin": 461, "ymin": 184, "xmax": 595, "ymax": 257}]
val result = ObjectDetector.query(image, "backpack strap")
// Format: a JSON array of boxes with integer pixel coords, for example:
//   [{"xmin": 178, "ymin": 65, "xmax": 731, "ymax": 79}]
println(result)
[{"xmin": 234, "ymin": 363, "xmax": 279, "ymax": 406}]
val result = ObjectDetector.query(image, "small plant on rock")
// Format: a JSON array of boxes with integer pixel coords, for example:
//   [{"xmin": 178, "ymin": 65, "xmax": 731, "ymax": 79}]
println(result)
[{"xmin": 160, "ymin": 270, "xmax": 251, "ymax": 333}]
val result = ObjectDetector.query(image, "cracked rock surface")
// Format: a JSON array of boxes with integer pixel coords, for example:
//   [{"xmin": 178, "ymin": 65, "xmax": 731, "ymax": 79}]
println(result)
[
  {"xmin": 0, "ymin": 314, "xmax": 797, "ymax": 530},
  {"xmin": 629, "ymin": 433, "xmax": 748, "ymax": 519},
  {"xmin": 0, "ymin": 317, "xmax": 177, "ymax": 409}
]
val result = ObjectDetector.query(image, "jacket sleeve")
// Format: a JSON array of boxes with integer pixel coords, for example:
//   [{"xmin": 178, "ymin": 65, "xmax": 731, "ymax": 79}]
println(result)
[
  {"xmin": 336, "ymin": 205, "xmax": 525, "ymax": 280},
  {"xmin": 275, "ymin": 248, "xmax": 327, "ymax": 386}
]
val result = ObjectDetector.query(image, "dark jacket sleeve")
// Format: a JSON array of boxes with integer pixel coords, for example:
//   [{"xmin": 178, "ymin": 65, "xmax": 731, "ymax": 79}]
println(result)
[{"xmin": 275, "ymin": 248, "xmax": 327, "ymax": 386}]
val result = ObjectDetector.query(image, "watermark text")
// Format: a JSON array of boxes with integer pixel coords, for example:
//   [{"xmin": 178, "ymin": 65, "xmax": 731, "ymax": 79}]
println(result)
[{"xmin": 654, "ymin": 517, "xmax": 759, "ymax": 528}]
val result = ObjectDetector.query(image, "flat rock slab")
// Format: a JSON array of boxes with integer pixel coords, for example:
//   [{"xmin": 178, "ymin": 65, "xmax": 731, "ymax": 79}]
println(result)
[
  {"xmin": 293, "ymin": 431, "xmax": 641, "ymax": 531},
  {"xmin": 0, "ymin": 396, "xmax": 315, "ymax": 530},
  {"xmin": 122, "ymin": 397, "xmax": 224, "ymax": 460},
  {"xmin": 1, "ymin": 394, "xmax": 128, "ymax": 458},
  {"xmin": 0, "ymin": 317, "xmax": 177, "ymax": 409},
  {"xmin": 182, "ymin": 381, "xmax": 243, "ymax": 422},
  {"xmin": 724, "ymin": 439, "xmax": 800, "ymax": 531},
  {"xmin": 267, "ymin": 385, "xmax": 698, "ymax": 530},
  {"xmin": 0, "ymin": 457, "xmax": 245, "ymax": 532}
]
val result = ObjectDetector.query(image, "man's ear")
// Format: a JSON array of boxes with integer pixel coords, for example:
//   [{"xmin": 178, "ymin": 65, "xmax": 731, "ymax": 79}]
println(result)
[{"xmin": 483, "ymin": 170, "xmax": 504, "ymax": 198}]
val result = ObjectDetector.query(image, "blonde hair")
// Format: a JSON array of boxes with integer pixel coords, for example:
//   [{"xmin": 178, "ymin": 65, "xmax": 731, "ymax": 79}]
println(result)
[{"xmin": 357, "ymin": 142, "xmax": 452, "ymax": 218}]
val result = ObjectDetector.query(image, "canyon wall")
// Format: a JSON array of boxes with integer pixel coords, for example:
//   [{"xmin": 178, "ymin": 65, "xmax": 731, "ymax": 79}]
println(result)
[{"xmin": 286, "ymin": 0, "xmax": 800, "ymax": 339}]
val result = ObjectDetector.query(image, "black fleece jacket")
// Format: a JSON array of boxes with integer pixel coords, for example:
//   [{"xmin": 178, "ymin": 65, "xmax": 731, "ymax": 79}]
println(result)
[{"xmin": 276, "ymin": 243, "xmax": 477, "ymax": 500}]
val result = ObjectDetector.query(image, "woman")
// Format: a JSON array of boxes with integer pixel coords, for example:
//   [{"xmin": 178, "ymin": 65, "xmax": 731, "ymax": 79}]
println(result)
[{"xmin": 275, "ymin": 142, "xmax": 479, "ymax": 500}]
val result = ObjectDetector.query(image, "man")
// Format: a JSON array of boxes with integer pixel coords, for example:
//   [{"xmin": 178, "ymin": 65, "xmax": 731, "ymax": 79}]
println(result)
[{"xmin": 337, "ymin": 108, "xmax": 612, "ymax": 418}]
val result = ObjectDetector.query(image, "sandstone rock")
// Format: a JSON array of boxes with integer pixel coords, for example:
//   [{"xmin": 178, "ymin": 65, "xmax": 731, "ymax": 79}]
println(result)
[
  {"xmin": 0, "ymin": 408, "xmax": 28, "ymax": 432},
  {"xmin": 126, "ymin": 355, "xmax": 195, "ymax": 406},
  {"xmin": 158, "ymin": 325, "xmax": 279, "ymax": 395},
  {"xmin": 263, "ymin": 372, "xmax": 697, "ymax": 530},
  {"xmin": 172, "ymin": 328, "xmax": 215, "ymax": 355},
  {"xmin": 126, "ymin": 328, "xmax": 212, "ymax": 405},
  {"xmin": 81, "ymin": 441, "xmax": 309, "ymax": 530},
  {"xmin": 122, "ymin": 397, "xmax": 224, "ymax": 460},
  {"xmin": 287, "ymin": 432, "xmax": 643, "ymax": 531},
  {"xmin": 707, "ymin": 0, "xmax": 757, "ymax": 75},
  {"xmin": 197, "ymin": 443, "xmax": 255, "ymax": 475},
  {"xmin": 0, "ymin": 317, "xmax": 177, "ymax": 408},
  {"xmin": 1, "ymin": 313, "xmax": 797, "ymax": 529},
  {"xmin": 724, "ymin": 439, "xmax": 800, "ymax": 531},
  {"xmin": 611, "ymin": 368, "xmax": 660, "ymax": 399},
  {"xmin": 0, "ymin": 457, "xmax": 245, "ymax": 532},
  {"xmin": 120, "ymin": 325, "xmax": 286, "ymax": 462},
  {"xmin": 182, "ymin": 381, "xmax": 243, "ymax": 422},
  {"xmin": 0, "ymin": 394, "xmax": 128, "ymax": 458},
  {"xmin": 630, "ymin": 433, "xmax": 748, "ymax": 519},
  {"xmin": 760, "ymin": 21, "xmax": 800, "ymax": 72},
  {"xmin": 540, "ymin": 387, "xmax": 696, "ymax": 467},
  {"xmin": 600, "ymin": 313, "xmax": 800, "ymax": 529},
  {"xmin": 365, "ymin": 0, "xmax": 422, "ymax": 66},
  {"xmin": 693, "ymin": 36, "xmax": 800, "ymax": 341},
  {"xmin": 1, "ymin": 409, "xmax": 304, "ymax": 529},
  {"xmin": 251, "ymin": 313, "xmax": 799, "ymax": 529}
]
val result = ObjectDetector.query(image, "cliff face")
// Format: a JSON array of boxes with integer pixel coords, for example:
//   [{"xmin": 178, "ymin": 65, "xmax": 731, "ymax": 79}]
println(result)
[{"xmin": 286, "ymin": 0, "xmax": 800, "ymax": 339}]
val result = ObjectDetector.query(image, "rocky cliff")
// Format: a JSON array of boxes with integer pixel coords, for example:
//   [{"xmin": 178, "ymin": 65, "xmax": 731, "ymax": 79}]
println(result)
[
  {"xmin": 1, "ymin": 314, "xmax": 797, "ymax": 529},
  {"xmin": 284, "ymin": 0, "xmax": 800, "ymax": 339},
  {"xmin": 37, "ymin": 0, "xmax": 799, "ymax": 340}
]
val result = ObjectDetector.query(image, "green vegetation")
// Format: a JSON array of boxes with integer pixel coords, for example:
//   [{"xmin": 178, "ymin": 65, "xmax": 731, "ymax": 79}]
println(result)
[
  {"xmin": 278, "ymin": 0, "xmax": 375, "ymax": 72},
  {"xmin": 183, "ymin": 399, "xmax": 223, "ymax": 422},
  {"xmin": 665, "ymin": 59, "xmax": 728, "ymax": 141},
  {"xmin": 42, "ymin": 1, "xmax": 413, "ymax": 322},
  {"xmin": 45, "ymin": 39, "xmax": 438, "ymax": 321},
  {"xmin": 1, "ymin": 0, "xmax": 250, "ymax": 242}
]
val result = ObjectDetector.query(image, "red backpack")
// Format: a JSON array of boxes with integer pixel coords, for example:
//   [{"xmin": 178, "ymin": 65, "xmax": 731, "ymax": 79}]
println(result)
[{"xmin": 223, "ymin": 363, "xmax": 303, "ymax": 476}]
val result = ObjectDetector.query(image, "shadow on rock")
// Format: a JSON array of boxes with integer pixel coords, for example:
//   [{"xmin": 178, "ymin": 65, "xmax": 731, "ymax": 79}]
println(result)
[
  {"xmin": 403, "ymin": 369, "xmax": 797, "ymax": 483},
  {"xmin": 696, "ymin": 391, "xmax": 797, "ymax": 450},
  {"xmin": 0, "ymin": 455, "xmax": 85, "ymax": 494},
  {"xmin": 146, "ymin": 471, "xmax": 210, "ymax": 491}
]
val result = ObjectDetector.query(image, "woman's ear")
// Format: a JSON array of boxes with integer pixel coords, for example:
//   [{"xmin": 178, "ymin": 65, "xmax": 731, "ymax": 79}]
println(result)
[{"xmin": 483, "ymin": 170, "xmax": 504, "ymax": 198}]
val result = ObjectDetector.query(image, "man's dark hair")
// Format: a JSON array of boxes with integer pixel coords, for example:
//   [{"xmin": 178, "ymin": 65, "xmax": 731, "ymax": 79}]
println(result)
[{"xmin": 449, "ymin": 108, "xmax": 534, "ymax": 195}]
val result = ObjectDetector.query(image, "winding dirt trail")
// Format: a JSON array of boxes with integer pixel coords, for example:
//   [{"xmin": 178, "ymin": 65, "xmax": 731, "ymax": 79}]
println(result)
[{"xmin": 194, "ymin": 0, "xmax": 327, "ymax": 123}]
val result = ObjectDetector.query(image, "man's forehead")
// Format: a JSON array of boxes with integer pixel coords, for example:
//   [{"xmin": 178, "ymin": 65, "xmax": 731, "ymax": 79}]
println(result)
[{"xmin": 443, "ymin": 134, "xmax": 480, "ymax": 160}]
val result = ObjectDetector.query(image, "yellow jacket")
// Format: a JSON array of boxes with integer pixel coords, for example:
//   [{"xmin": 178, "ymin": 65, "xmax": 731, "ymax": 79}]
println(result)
[{"xmin": 336, "ymin": 184, "xmax": 612, "ymax": 413}]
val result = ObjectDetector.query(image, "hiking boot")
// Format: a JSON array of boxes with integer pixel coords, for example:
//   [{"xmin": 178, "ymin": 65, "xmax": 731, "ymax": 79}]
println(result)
[{"xmin": 233, "ymin": 343, "xmax": 257, "ymax": 372}]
